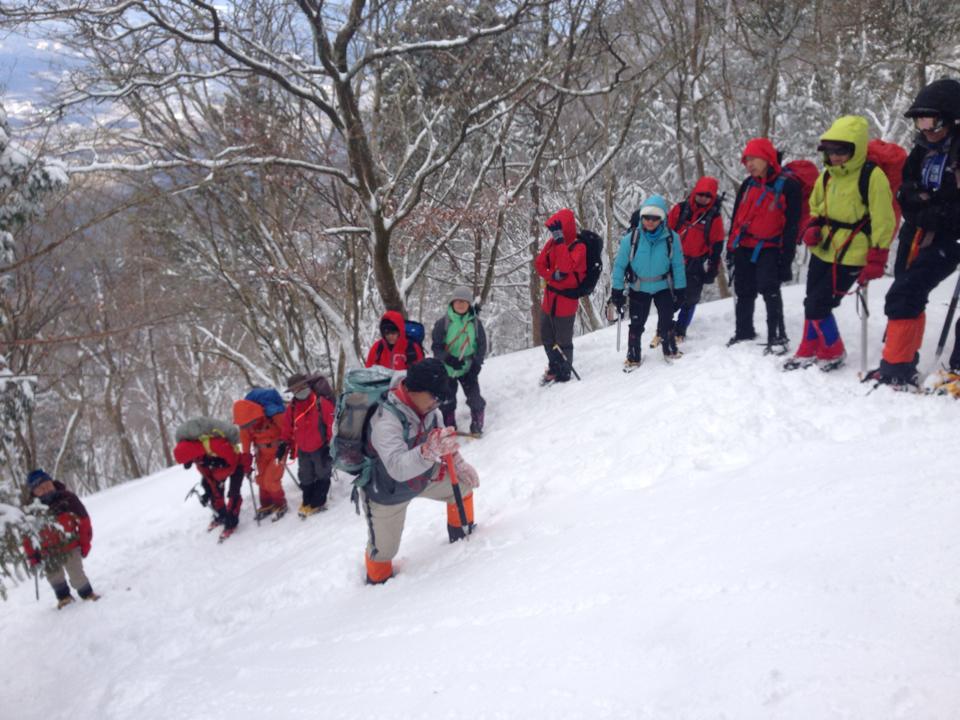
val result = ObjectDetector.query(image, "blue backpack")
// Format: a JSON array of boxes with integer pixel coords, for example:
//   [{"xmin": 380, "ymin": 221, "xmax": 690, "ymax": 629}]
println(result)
[{"xmin": 243, "ymin": 387, "xmax": 286, "ymax": 417}]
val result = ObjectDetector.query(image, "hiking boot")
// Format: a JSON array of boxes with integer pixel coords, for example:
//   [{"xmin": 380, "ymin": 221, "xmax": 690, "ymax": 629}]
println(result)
[
  {"xmin": 539, "ymin": 369, "xmax": 557, "ymax": 386},
  {"xmin": 819, "ymin": 351, "xmax": 846, "ymax": 372},
  {"xmin": 863, "ymin": 365, "xmax": 920, "ymax": 390},
  {"xmin": 80, "ymin": 591, "xmax": 101, "ymax": 602},
  {"xmin": 649, "ymin": 333, "xmax": 662, "ymax": 349},
  {"xmin": 726, "ymin": 332, "xmax": 757, "ymax": 346},
  {"xmin": 254, "ymin": 504, "xmax": 276, "ymax": 521},
  {"xmin": 675, "ymin": 333, "xmax": 685, "ymax": 344},
  {"xmin": 763, "ymin": 338, "xmax": 790, "ymax": 356},
  {"xmin": 469, "ymin": 410, "xmax": 484, "ymax": 435},
  {"xmin": 783, "ymin": 356, "xmax": 817, "ymax": 371},
  {"xmin": 57, "ymin": 596, "xmax": 75, "ymax": 610}
]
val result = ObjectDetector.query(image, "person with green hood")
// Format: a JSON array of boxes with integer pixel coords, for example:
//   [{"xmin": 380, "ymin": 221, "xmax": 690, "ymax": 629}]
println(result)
[
  {"xmin": 785, "ymin": 115, "xmax": 896, "ymax": 372},
  {"xmin": 431, "ymin": 286, "xmax": 488, "ymax": 435},
  {"xmin": 608, "ymin": 195, "xmax": 687, "ymax": 367}
]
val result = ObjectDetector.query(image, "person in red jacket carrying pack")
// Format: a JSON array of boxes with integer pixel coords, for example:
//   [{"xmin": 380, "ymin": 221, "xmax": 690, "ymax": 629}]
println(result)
[
  {"xmin": 534, "ymin": 207, "xmax": 587, "ymax": 385},
  {"xmin": 365, "ymin": 310, "xmax": 424, "ymax": 372},
  {"xmin": 667, "ymin": 176, "xmax": 726, "ymax": 342},
  {"xmin": 727, "ymin": 137, "xmax": 802, "ymax": 355},
  {"xmin": 174, "ymin": 423, "xmax": 250, "ymax": 539},
  {"xmin": 21, "ymin": 469, "xmax": 99, "ymax": 609},
  {"xmin": 282, "ymin": 372, "xmax": 336, "ymax": 516}
]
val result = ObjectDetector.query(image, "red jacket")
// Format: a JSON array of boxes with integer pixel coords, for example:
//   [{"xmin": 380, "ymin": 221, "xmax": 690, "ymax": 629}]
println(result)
[
  {"xmin": 365, "ymin": 310, "xmax": 424, "ymax": 371},
  {"xmin": 22, "ymin": 481, "xmax": 92, "ymax": 563},
  {"xmin": 174, "ymin": 435, "xmax": 249, "ymax": 483},
  {"xmin": 282, "ymin": 393, "xmax": 335, "ymax": 454},
  {"xmin": 535, "ymin": 208, "xmax": 587, "ymax": 318},
  {"xmin": 728, "ymin": 138, "xmax": 801, "ymax": 251},
  {"xmin": 668, "ymin": 176, "xmax": 726, "ymax": 259}
]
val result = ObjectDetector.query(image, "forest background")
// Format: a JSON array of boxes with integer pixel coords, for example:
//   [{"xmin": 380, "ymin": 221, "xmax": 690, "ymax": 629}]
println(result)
[{"xmin": 0, "ymin": 0, "xmax": 958, "ymax": 496}]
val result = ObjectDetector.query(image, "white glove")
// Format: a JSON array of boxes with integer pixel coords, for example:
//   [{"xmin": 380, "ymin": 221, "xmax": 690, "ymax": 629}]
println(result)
[
  {"xmin": 454, "ymin": 453, "xmax": 480, "ymax": 491},
  {"xmin": 419, "ymin": 426, "xmax": 459, "ymax": 462}
]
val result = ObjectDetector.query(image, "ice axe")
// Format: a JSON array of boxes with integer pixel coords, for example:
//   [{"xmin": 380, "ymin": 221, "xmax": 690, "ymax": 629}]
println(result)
[
  {"xmin": 606, "ymin": 301, "xmax": 622, "ymax": 352},
  {"xmin": 443, "ymin": 454, "xmax": 471, "ymax": 538},
  {"xmin": 856, "ymin": 283, "xmax": 869, "ymax": 377}
]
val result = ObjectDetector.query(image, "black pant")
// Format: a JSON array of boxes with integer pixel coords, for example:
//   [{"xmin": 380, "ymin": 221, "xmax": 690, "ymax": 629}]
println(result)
[
  {"xmin": 298, "ymin": 447, "xmax": 332, "ymax": 507},
  {"xmin": 885, "ymin": 242, "xmax": 960, "ymax": 320},
  {"xmin": 681, "ymin": 256, "xmax": 706, "ymax": 309},
  {"xmin": 440, "ymin": 363, "xmax": 485, "ymax": 422},
  {"xmin": 733, "ymin": 245, "xmax": 784, "ymax": 340},
  {"xmin": 627, "ymin": 289, "xmax": 674, "ymax": 361},
  {"xmin": 804, "ymin": 255, "xmax": 860, "ymax": 319},
  {"xmin": 540, "ymin": 311, "xmax": 576, "ymax": 379}
]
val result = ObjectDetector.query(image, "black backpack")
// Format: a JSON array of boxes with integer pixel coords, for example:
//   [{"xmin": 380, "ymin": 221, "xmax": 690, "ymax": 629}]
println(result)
[{"xmin": 549, "ymin": 229, "xmax": 604, "ymax": 299}]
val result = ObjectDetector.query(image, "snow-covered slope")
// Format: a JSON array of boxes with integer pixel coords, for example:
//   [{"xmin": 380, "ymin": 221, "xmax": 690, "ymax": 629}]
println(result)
[{"xmin": 3, "ymin": 276, "xmax": 959, "ymax": 720}]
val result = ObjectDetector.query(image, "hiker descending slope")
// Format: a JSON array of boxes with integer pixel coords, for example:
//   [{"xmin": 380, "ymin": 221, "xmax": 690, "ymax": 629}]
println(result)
[
  {"xmin": 360, "ymin": 359, "xmax": 480, "ymax": 585},
  {"xmin": 866, "ymin": 78, "xmax": 960, "ymax": 389},
  {"xmin": 431, "ymin": 285, "xmax": 487, "ymax": 434},
  {"xmin": 21, "ymin": 469, "xmax": 100, "ymax": 609},
  {"xmin": 727, "ymin": 137, "xmax": 802, "ymax": 354},
  {"xmin": 667, "ymin": 176, "xmax": 726, "ymax": 343},
  {"xmin": 282, "ymin": 373, "xmax": 336, "ymax": 516},
  {"xmin": 785, "ymin": 115, "xmax": 897, "ymax": 372},
  {"xmin": 609, "ymin": 195, "xmax": 686, "ymax": 368},
  {"xmin": 534, "ymin": 207, "xmax": 587, "ymax": 385},
  {"xmin": 366, "ymin": 310, "xmax": 424, "ymax": 372},
  {"xmin": 174, "ymin": 417, "xmax": 249, "ymax": 540},
  {"xmin": 233, "ymin": 388, "xmax": 289, "ymax": 520}
]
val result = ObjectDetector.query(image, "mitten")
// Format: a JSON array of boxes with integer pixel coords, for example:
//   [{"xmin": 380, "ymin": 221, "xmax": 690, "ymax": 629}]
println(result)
[
  {"xmin": 275, "ymin": 442, "xmax": 288, "ymax": 462},
  {"xmin": 444, "ymin": 354, "xmax": 464, "ymax": 370},
  {"xmin": 801, "ymin": 221, "xmax": 823, "ymax": 247},
  {"xmin": 420, "ymin": 426, "xmax": 460, "ymax": 462},
  {"xmin": 858, "ymin": 247, "xmax": 889, "ymax": 284},
  {"xmin": 240, "ymin": 452, "xmax": 253, "ymax": 474},
  {"xmin": 80, "ymin": 541, "xmax": 91, "ymax": 559},
  {"xmin": 454, "ymin": 453, "xmax": 480, "ymax": 491}
]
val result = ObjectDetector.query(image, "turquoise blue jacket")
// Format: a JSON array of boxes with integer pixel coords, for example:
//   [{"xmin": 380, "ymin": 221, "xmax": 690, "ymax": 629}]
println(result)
[{"xmin": 612, "ymin": 195, "xmax": 687, "ymax": 294}]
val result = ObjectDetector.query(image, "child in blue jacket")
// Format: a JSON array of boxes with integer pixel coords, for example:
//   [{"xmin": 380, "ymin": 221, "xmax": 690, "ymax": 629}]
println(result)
[{"xmin": 609, "ymin": 195, "xmax": 687, "ymax": 366}]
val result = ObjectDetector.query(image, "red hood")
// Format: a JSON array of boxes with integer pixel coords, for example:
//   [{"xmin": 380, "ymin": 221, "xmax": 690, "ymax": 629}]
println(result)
[
  {"xmin": 741, "ymin": 138, "xmax": 781, "ymax": 176},
  {"xmin": 688, "ymin": 176, "xmax": 719, "ymax": 207},
  {"xmin": 380, "ymin": 310, "xmax": 408, "ymax": 342},
  {"xmin": 545, "ymin": 207, "xmax": 577, "ymax": 245}
]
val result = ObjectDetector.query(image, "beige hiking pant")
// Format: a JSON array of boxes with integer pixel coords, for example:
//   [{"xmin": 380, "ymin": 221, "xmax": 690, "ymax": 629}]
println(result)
[
  {"xmin": 363, "ymin": 480, "xmax": 473, "ymax": 562},
  {"xmin": 46, "ymin": 547, "xmax": 91, "ymax": 597}
]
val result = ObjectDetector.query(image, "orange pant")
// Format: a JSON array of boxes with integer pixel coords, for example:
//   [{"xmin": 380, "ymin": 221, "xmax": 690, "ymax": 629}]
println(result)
[{"xmin": 255, "ymin": 451, "xmax": 286, "ymax": 508}]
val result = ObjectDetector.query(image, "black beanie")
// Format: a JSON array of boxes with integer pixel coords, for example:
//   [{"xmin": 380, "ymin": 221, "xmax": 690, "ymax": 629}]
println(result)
[
  {"xmin": 404, "ymin": 358, "xmax": 448, "ymax": 396},
  {"xmin": 380, "ymin": 318, "xmax": 399, "ymax": 336}
]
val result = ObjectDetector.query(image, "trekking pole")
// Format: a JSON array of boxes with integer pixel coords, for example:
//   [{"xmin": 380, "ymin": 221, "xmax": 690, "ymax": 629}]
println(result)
[
  {"xmin": 443, "ymin": 454, "xmax": 471, "ymax": 538},
  {"xmin": 247, "ymin": 474, "xmax": 261, "ymax": 526},
  {"xmin": 552, "ymin": 343, "xmax": 581, "ymax": 381},
  {"xmin": 930, "ymin": 271, "xmax": 960, "ymax": 370},
  {"xmin": 857, "ymin": 283, "xmax": 869, "ymax": 377},
  {"xmin": 33, "ymin": 564, "xmax": 39, "ymax": 601},
  {"xmin": 616, "ymin": 312, "xmax": 622, "ymax": 353}
]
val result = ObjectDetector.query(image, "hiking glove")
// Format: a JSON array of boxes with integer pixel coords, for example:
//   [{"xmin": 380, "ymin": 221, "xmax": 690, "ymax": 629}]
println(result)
[
  {"xmin": 552, "ymin": 270, "xmax": 567, "ymax": 281},
  {"xmin": 609, "ymin": 288, "xmax": 625, "ymax": 309},
  {"xmin": 703, "ymin": 259, "xmax": 718, "ymax": 283},
  {"xmin": 183, "ymin": 462, "xmax": 193, "ymax": 470},
  {"xmin": 444, "ymin": 353, "xmax": 464, "ymax": 370},
  {"xmin": 420, "ymin": 426, "xmax": 459, "ymax": 462},
  {"xmin": 276, "ymin": 442, "xmax": 288, "ymax": 462},
  {"xmin": 778, "ymin": 249, "xmax": 795, "ymax": 282},
  {"xmin": 240, "ymin": 452, "xmax": 254, "ymax": 474},
  {"xmin": 858, "ymin": 247, "xmax": 888, "ymax": 284},
  {"xmin": 629, "ymin": 209, "xmax": 640, "ymax": 229}
]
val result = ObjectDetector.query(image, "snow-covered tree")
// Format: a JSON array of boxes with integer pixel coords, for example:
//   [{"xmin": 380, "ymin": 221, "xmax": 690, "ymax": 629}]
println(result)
[{"xmin": 0, "ymin": 102, "xmax": 68, "ymax": 598}]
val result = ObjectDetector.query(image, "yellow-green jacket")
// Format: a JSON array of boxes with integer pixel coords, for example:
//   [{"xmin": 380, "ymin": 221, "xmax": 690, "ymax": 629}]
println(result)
[{"xmin": 809, "ymin": 115, "xmax": 896, "ymax": 266}]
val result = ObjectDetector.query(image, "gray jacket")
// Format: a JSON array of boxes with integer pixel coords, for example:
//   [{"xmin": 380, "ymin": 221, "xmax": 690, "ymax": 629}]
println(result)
[{"xmin": 364, "ymin": 390, "xmax": 442, "ymax": 505}]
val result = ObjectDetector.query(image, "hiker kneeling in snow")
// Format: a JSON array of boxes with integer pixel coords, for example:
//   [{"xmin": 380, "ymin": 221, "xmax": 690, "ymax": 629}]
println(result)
[
  {"xmin": 22, "ymin": 469, "xmax": 100, "ymax": 609},
  {"xmin": 361, "ymin": 358, "xmax": 480, "ymax": 585}
]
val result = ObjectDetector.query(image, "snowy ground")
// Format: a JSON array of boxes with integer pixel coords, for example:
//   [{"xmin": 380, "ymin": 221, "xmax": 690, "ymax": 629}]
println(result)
[{"xmin": 3, "ymin": 274, "xmax": 960, "ymax": 720}]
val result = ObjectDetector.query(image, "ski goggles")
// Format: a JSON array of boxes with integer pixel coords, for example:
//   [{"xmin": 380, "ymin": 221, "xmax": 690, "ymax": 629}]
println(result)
[{"xmin": 914, "ymin": 116, "xmax": 945, "ymax": 132}]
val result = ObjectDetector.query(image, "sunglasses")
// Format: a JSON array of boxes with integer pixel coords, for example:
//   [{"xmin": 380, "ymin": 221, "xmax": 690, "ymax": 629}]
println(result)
[
  {"xmin": 695, "ymin": 193, "xmax": 712, "ymax": 200},
  {"xmin": 914, "ymin": 116, "xmax": 945, "ymax": 132},
  {"xmin": 640, "ymin": 215, "xmax": 662, "ymax": 222},
  {"xmin": 824, "ymin": 148, "xmax": 852, "ymax": 157}
]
